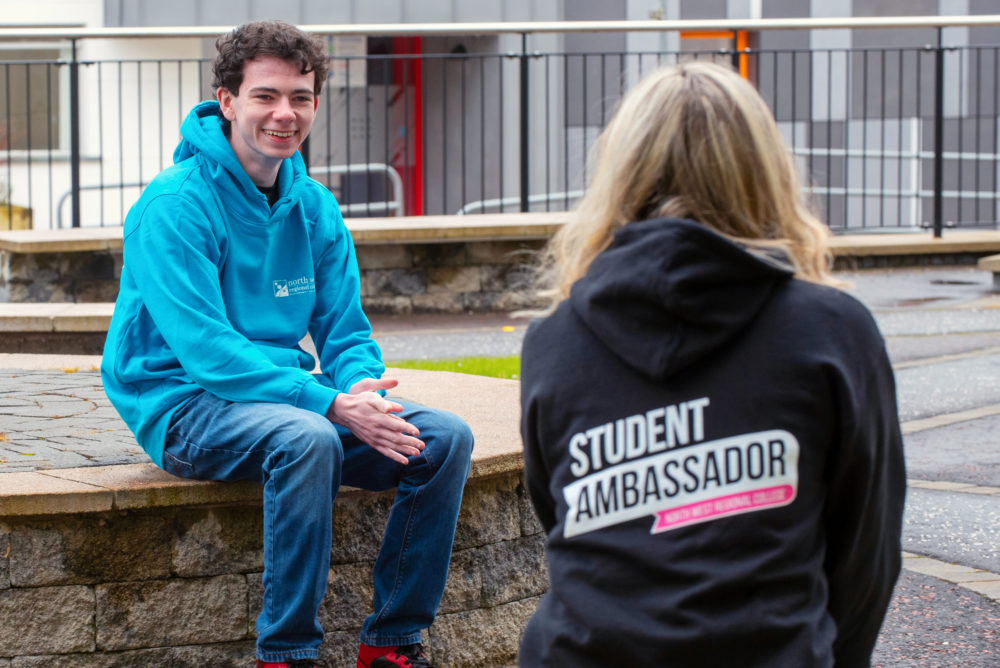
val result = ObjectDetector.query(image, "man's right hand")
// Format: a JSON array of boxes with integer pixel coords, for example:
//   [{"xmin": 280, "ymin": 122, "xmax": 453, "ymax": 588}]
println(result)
[{"xmin": 326, "ymin": 389, "xmax": 425, "ymax": 465}]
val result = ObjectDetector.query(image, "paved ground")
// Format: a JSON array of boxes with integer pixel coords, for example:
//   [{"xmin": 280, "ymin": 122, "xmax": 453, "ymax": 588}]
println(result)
[
  {"xmin": 837, "ymin": 267, "xmax": 1000, "ymax": 666},
  {"xmin": 1, "ymin": 265, "xmax": 999, "ymax": 664}
]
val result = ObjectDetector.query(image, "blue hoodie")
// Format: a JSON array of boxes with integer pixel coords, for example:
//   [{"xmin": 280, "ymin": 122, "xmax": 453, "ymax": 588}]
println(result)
[{"xmin": 101, "ymin": 101, "xmax": 384, "ymax": 468}]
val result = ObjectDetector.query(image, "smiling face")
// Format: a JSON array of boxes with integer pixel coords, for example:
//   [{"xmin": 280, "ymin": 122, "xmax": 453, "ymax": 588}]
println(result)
[{"xmin": 217, "ymin": 55, "xmax": 318, "ymax": 186}]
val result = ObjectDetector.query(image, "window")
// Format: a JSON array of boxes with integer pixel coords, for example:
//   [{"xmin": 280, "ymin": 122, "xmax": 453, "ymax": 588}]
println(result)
[{"xmin": 0, "ymin": 48, "xmax": 62, "ymax": 151}]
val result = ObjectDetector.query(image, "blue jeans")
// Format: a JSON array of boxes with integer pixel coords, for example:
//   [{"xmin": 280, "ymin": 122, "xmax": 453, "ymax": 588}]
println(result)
[{"xmin": 164, "ymin": 391, "xmax": 474, "ymax": 663}]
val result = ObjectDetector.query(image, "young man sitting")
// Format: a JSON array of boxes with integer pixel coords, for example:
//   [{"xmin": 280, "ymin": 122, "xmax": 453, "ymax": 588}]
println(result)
[{"xmin": 101, "ymin": 20, "xmax": 473, "ymax": 668}]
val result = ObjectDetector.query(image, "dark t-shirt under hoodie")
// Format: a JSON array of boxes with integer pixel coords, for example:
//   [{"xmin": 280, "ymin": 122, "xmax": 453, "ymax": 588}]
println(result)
[{"xmin": 519, "ymin": 217, "xmax": 906, "ymax": 668}]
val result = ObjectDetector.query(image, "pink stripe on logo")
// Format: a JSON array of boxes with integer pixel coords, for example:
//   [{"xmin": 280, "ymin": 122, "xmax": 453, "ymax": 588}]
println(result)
[{"xmin": 652, "ymin": 484, "xmax": 795, "ymax": 533}]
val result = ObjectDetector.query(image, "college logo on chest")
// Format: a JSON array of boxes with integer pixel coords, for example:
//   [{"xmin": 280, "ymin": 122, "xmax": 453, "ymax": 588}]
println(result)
[
  {"xmin": 272, "ymin": 276, "xmax": 315, "ymax": 298},
  {"xmin": 561, "ymin": 397, "xmax": 799, "ymax": 538}
]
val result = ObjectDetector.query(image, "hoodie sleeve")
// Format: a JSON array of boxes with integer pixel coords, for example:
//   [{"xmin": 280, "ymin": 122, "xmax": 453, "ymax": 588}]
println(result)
[
  {"xmin": 124, "ymin": 192, "xmax": 339, "ymax": 416},
  {"xmin": 822, "ymin": 303, "xmax": 906, "ymax": 666},
  {"xmin": 307, "ymin": 198, "xmax": 385, "ymax": 393}
]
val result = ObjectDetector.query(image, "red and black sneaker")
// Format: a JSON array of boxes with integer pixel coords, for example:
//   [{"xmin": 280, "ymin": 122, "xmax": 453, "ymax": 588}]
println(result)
[{"xmin": 360, "ymin": 643, "xmax": 435, "ymax": 668}]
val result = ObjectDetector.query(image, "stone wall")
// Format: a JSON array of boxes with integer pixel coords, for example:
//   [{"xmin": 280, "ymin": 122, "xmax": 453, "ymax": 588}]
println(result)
[
  {"xmin": 0, "ymin": 471, "xmax": 545, "ymax": 667},
  {"xmin": 358, "ymin": 240, "xmax": 544, "ymax": 314},
  {"xmin": 8, "ymin": 214, "xmax": 1000, "ymax": 314},
  {"xmin": 0, "ymin": 250, "xmax": 121, "ymax": 304},
  {"xmin": 0, "ymin": 240, "xmax": 546, "ymax": 314}
]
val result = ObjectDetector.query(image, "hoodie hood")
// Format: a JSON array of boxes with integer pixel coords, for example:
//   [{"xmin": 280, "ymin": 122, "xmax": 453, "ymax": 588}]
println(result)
[
  {"xmin": 569, "ymin": 217, "xmax": 794, "ymax": 380},
  {"xmin": 172, "ymin": 100, "xmax": 303, "ymax": 219}
]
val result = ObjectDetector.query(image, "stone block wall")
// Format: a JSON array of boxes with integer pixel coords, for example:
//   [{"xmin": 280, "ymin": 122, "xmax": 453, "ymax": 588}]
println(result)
[
  {"xmin": 0, "ymin": 472, "xmax": 546, "ymax": 667},
  {"xmin": 358, "ymin": 240, "xmax": 544, "ymax": 314},
  {"xmin": 0, "ymin": 240, "xmax": 546, "ymax": 314},
  {"xmin": 0, "ymin": 251, "xmax": 122, "ymax": 304},
  {"xmin": 357, "ymin": 241, "xmax": 543, "ymax": 313}
]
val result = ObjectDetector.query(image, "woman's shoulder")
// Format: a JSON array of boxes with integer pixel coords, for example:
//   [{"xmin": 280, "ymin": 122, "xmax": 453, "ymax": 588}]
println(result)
[
  {"xmin": 788, "ymin": 278, "xmax": 876, "ymax": 321},
  {"xmin": 773, "ymin": 278, "xmax": 885, "ymax": 351}
]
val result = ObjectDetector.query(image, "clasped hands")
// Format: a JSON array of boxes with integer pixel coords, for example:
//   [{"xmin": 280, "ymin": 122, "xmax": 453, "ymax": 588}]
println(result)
[{"xmin": 325, "ymin": 377, "xmax": 424, "ymax": 465}]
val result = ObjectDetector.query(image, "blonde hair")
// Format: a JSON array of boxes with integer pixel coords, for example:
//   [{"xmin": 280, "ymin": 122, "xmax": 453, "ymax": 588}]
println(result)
[{"xmin": 539, "ymin": 61, "xmax": 836, "ymax": 305}]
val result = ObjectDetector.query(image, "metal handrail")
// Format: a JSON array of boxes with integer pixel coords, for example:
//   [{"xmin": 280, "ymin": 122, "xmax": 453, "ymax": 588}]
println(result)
[
  {"xmin": 56, "ymin": 183, "xmax": 145, "ymax": 229},
  {"xmin": 308, "ymin": 163, "xmax": 404, "ymax": 217},
  {"xmin": 1, "ymin": 15, "xmax": 999, "ymax": 41},
  {"xmin": 457, "ymin": 191, "xmax": 585, "ymax": 216}
]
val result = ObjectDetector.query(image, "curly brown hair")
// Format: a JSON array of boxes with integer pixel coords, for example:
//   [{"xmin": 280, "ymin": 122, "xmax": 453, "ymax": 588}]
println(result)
[{"xmin": 212, "ymin": 20, "xmax": 330, "ymax": 96}]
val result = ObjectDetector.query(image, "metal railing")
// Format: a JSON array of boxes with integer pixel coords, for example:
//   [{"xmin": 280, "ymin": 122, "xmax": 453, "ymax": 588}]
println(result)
[
  {"xmin": 457, "ymin": 190, "xmax": 585, "ymax": 216},
  {"xmin": 1, "ymin": 15, "xmax": 1000, "ymax": 236},
  {"xmin": 310, "ymin": 163, "xmax": 404, "ymax": 217}
]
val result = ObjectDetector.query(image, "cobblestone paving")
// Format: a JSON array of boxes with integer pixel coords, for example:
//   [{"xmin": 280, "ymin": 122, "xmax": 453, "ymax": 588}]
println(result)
[{"xmin": 0, "ymin": 368, "xmax": 142, "ymax": 472}]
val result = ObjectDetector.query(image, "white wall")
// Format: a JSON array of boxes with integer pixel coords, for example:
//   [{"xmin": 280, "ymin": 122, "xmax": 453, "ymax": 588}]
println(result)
[
  {"xmin": 0, "ymin": 0, "xmax": 103, "ymax": 27},
  {"xmin": 0, "ymin": 0, "xmax": 210, "ymax": 227}
]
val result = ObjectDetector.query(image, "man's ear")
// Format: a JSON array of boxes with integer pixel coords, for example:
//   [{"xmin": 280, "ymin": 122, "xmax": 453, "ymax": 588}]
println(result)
[{"xmin": 217, "ymin": 87, "xmax": 237, "ymax": 121}]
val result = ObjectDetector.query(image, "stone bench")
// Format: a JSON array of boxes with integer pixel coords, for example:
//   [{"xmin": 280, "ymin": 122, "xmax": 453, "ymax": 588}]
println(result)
[
  {"xmin": 827, "ymin": 228, "xmax": 1000, "ymax": 269},
  {"xmin": 0, "ymin": 302, "xmax": 114, "ymax": 353},
  {"xmin": 0, "ymin": 368, "xmax": 541, "ymax": 667},
  {"xmin": 7, "ymin": 220, "xmax": 1000, "ymax": 309},
  {"xmin": 977, "ymin": 253, "xmax": 1000, "ymax": 290},
  {"xmin": 0, "ymin": 212, "xmax": 566, "ymax": 312}
]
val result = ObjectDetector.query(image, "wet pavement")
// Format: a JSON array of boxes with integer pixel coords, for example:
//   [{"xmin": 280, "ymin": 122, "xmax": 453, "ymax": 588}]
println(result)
[
  {"xmin": 877, "ymin": 570, "xmax": 999, "ymax": 666},
  {"xmin": 372, "ymin": 312, "xmax": 528, "ymax": 362},
  {"xmin": 1, "ymin": 265, "xmax": 999, "ymax": 664},
  {"xmin": 844, "ymin": 267, "xmax": 1000, "ymax": 665}
]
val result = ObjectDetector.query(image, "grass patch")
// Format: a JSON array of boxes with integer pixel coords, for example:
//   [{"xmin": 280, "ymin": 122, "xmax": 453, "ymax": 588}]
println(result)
[{"xmin": 387, "ymin": 355, "xmax": 521, "ymax": 380}]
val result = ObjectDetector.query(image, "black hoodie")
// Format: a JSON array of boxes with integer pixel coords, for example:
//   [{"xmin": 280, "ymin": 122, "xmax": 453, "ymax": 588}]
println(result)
[{"xmin": 519, "ymin": 218, "xmax": 905, "ymax": 668}]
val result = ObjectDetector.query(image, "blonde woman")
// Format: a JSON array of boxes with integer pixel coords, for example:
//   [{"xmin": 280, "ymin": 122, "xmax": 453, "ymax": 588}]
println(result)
[{"xmin": 518, "ymin": 62, "xmax": 904, "ymax": 667}]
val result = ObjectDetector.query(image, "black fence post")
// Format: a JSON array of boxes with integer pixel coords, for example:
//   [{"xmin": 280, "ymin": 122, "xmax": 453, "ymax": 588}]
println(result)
[
  {"xmin": 300, "ymin": 136, "xmax": 310, "ymax": 176},
  {"xmin": 70, "ymin": 39, "xmax": 81, "ymax": 228},
  {"xmin": 932, "ymin": 28, "xmax": 945, "ymax": 238},
  {"xmin": 519, "ymin": 33, "xmax": 529, "ymax": 213}
]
